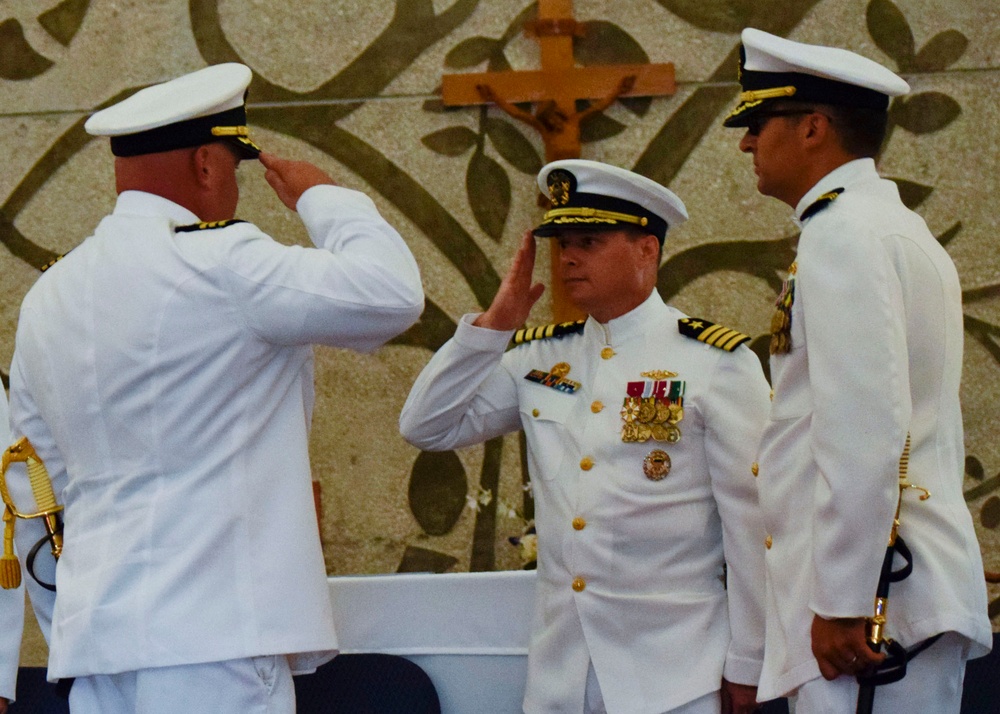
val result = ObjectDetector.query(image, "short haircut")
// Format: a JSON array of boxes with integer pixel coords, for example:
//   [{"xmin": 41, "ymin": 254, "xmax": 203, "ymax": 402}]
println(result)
[
  {"xmin": 820, "ymin": 104, "xmax": 889, "ymax": 157},
  {"xmin": 771, "ymin": 100, "xmax": 889, "ymax": 158}
]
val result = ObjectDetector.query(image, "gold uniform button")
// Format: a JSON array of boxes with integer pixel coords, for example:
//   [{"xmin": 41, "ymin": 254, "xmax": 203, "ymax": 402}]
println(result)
[
  {"xmin": 532, "ymin": 408, "xmax": 540, "ymax": 417},
  {"xmin": 751, "ymin": 462, "xmax": 759, "ymax": 477},
  {"xmin": 572, "ymin": 517, "xmax": 586, "ymax": 531},
  {"xmin": 591, "ymin": 401, "xmax": 604, "ymax": 413},
  {"xmin": 572, "ymin": 577, "xmax": 586, "ymax": 592},
  {"xmin": 600, "ymin": 347, "xmax": 615, "ymax": 360},
  {"xmin": 580, "ymin": 457, "xmax": 594, "ymax": 471},
  {"xmin": 765, "ymin": 535, "xmax": 773, "ymax": 550}
]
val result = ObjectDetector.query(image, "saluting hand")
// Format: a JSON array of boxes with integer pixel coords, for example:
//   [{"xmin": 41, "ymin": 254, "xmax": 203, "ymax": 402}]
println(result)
[
  {"xmin": 474, "ymin": 231, "xmax": 545, "ymax": 331},
  {"xmin": 811, "ymin": 615, "xmax": 886, "ymax": 680},
  {"xmin": 260, "ymin": 152, "xmax": 336, "ymax": 211}
]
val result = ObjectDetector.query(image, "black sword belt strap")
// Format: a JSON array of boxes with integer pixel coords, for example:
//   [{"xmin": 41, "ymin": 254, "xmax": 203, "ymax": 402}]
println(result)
[
  {"xmin": 856, "ymin": 534, "xmax": 942, "ymax": 688},
  {"xmin": 856, "ymin": 433, "xmax": 935, "ymax": 714}
]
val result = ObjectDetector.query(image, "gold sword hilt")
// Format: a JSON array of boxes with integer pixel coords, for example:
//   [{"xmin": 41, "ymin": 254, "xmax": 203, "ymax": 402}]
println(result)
[{"xmin": 1, "ymin": 437, "xmax": 63, "ymax": 559}]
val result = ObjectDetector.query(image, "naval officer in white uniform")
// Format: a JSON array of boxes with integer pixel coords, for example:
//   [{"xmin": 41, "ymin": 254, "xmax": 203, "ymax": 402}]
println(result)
[
  {"xmin": 400, "ymin": 160, "xmax": 770, "ymax": 714},
  {"xmin": 6, "ymin": 63, "xmax": 424, "ymax": 713},
  {"xmin": 724, "ymin": 28, "xmax": 992, "ymax": 712}
]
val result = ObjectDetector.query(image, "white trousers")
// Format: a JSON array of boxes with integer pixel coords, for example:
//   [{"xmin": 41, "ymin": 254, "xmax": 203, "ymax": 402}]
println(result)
[
  {"xmin": 68, "ymin": 655, "xmax": 295, "ymax": 714},
  {"xmin": 794, "ymin": 632, "xmax": 968, "ymax": 714},
  {"xmin": 584, "ymin": 661, "xmax": 720, "ymax": 714}
]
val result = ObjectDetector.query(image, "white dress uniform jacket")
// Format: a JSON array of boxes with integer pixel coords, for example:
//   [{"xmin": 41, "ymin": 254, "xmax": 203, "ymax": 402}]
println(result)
[
  {"xmin": 0, "ymin": 389, "xmax": 24, "ymax": 704},
  {"xmin": 0, "ymin": 575, "xmax": 22, "ymax": 704},
  {"xmin": 755, "ymin": 158, "xmax": 992, "ymax": 699},
  {"xmin": 8, "ymin": 186, "xmax": 424, "ymax": 680},
  {"xmin": 400, "ymin": 291, "xmax": 769, "ymax": 714}
]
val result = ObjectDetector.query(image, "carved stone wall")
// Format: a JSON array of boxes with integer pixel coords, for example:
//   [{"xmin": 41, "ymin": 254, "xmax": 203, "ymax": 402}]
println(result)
[{"xmin": 2, "ymin": 0, "xmax": 997, "ymax": 666}]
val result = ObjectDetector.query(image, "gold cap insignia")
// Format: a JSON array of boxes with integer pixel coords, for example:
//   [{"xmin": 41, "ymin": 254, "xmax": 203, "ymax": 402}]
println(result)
[{"xmin": 547, "ymin": 169, "xmax": 574, "ymax": 206}]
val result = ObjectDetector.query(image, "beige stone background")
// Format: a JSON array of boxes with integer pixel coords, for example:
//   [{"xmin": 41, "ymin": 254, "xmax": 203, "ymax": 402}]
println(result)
[{"xmin": 1, "ymin": 0, "xmax": 997, "ymax": 667}]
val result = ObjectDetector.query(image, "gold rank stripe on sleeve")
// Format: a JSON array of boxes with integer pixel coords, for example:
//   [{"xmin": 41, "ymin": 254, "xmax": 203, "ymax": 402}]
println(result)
[
  {"xmin": 175, "ymin": 219, "xmax": 247, "ymax": 233},
  {"xmin": 513, "ymin": 320, "xmax": 586, "ymax": 346},
  {"xmin": 677, "ymin": 317, "xmax": 750, "ymax": 352}
]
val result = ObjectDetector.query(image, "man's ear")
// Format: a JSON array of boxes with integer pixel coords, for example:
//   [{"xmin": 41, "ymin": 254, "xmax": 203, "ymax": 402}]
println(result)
[
  {"xmin": 640, "ymin": 233, "xmax": 660, "ymax": 262},
  {"xmin": 801, "ymin": 111, "xmax": 832, "ymax": 149},
  {"xmin": 191, "ymin": 144, "xmax": 214, "ymax": 189}
]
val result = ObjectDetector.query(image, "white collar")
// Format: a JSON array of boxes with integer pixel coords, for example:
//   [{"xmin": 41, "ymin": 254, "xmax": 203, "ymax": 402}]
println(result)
[
  {"xmin": 113, "ymin": 191, "xmax": 201, "ymax": 226},
  {"xmin": 586, "ymin": 289, "xmax": 664, "ymax": 345}
]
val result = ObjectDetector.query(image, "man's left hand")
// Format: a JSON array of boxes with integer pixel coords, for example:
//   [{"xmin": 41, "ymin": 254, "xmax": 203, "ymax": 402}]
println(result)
[
  {"xmin": 721, "ymin": 678, "xmax": 759, "ymax": 714},
  {"xmin": 811, "ymin": 614, "xmax": 885, "ymax": 680}
]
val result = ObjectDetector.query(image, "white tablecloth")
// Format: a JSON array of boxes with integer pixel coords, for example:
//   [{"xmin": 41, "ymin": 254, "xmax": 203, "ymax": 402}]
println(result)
[{"xmin": 328, "ymin": 570, "xmax": 537, "ymax": 713}]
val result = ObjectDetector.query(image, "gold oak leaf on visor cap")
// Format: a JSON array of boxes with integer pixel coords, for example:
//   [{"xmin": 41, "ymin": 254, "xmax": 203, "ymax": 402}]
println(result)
[
  {"xmin": 533, "ymin": 159, "xmax": 688, "ymax": 246},
  {"xmin": 85, "ymin": 63, "xmax": 262, "ymax": 160},
  {"xmin": 723, "ymin": 28, "xmax": 910, "ymax": 127}
]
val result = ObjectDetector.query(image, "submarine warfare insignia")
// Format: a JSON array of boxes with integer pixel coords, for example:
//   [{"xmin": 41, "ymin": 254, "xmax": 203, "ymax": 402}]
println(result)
[
  {"xmin": 640, "ymin": 370, "xmax": 678, "ymax": 380},
  {"xmin": 620, "ymin": 376, "xmax": 685, "ymax": 443},
  {"xmin": 770, "ymin": 262, "xmax": 796, "ymax": 355},
  {"xmin": 643, "ymin": 449, "xmax": 671, "ymax": 481},
  {"xmin": 525, "ymin": 362, "xmax": 581, "ymax": 394}
]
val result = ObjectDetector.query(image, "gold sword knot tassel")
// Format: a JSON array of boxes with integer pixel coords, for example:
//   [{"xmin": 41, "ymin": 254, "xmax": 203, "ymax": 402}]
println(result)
[{"xmin": 0, "ymin": 507, "xmax": 20, "ymax": 589}]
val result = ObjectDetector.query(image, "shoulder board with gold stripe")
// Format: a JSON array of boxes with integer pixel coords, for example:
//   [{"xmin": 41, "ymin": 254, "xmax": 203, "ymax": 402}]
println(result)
[
  {"xmin": 40, "ymin": 249, "xmax": 72, "ymax": 273},
  {"xmin": 800, "ymin": 187, "xmax": 844, "ymax": 221},
  {"xmin": 175, "ymin": 219, "xmax": 247, "ymax": 233},
  {"xmin": 678, "ymin": 317, "xmax": 750, "ymax": 352},
  {"xmin": 513, "ymin": 320, "xmax": 585, "ymax": 346}
]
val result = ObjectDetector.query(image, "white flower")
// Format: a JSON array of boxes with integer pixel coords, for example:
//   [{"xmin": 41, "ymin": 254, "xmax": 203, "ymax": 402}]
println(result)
[{"xmin": 466, "ymin": 487, "xmax": 493, "ymax": 512}]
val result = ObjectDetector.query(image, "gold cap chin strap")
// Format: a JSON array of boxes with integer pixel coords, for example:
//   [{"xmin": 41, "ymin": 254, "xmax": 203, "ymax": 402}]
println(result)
[
  {"xmin": 0, "ymin": 437, "xmax": 63, "ymax": 590},
  {"xmin": 211, "ymin": 125, "xmax": 263, "ymax": 154}
]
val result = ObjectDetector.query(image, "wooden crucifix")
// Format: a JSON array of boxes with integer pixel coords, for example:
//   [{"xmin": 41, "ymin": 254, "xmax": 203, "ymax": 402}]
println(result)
[{"xmin": 443, "ymin": 0, "xmax": 676, "ymax": 322}]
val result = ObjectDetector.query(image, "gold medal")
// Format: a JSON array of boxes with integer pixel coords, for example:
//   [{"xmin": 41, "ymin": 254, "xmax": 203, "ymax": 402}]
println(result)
[
  {"xmin": 643, "ymin": 449, "xmax": 671, "ymax": 480},
  {"xmin": 668, "ymin": 403, "xmax": 684, "ymax": 424},
  {"xmin": 770, "ymin": 309, "xmax": 788, "ymax": 333},
  {"xmin": 665, "ymin": 425, "xmax": 681, "ymax": 444},
  {"xmin": 651, "ymin": 424, "xmax": 670, "ymax": 442},
  {"xmin": 655, "ymin": 400, "xmax": 671, "ymax": 423},
  {"xmin": 550, "ymin": 362, "xmax": 571, "ymax": 378},
  {"xmin": 620, "ymin": 398, "xmax": 639, "ymax": 422},
  {"xmin": 638, "ymin": 398, "xmax": 657, "ymax": 423},
  {"xmin": 622, "ymin": 423, "xmax": 639, "ymax": 442},
  {"xmin": 636, "ymin": 423, "xmax": 652, "ymax": 442}
]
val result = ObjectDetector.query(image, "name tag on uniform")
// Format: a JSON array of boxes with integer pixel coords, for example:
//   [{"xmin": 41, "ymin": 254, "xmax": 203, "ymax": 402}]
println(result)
[{"xmin": 524, "ymin": 369, "xmax": 580, "ymax": 394}]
